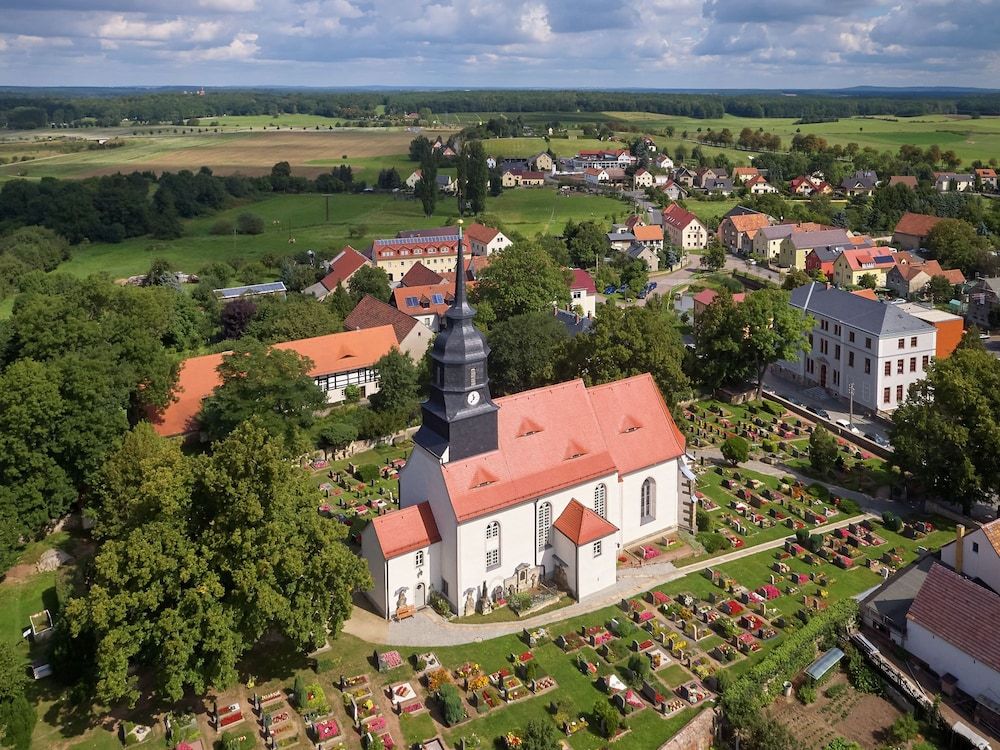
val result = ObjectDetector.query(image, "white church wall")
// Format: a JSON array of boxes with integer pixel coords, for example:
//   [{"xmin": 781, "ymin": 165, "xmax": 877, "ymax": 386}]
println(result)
[
  {"xmin": 575, "ymin": 533, "xmax": 618, "ymax": 600},
  {"xmin": 385, "ymin": 542, "xmax": 441, "ymax": 615},
  {"xmin": 618, "ymin": 458, "xmax": 681, "ymax": 545},
  {"xmin": 396, "ymin": 445, "xmax": 459, "ymax": 609},
  {"xmin": 456, "ymin": 501, "xmax": 537, "ymax": 608},
  {"xmin": 360, "ymin": 525, "xmax": 388, "ymax": 618},
  {"xmin": 552, "ymin": 530, "xmax": 578, "ymax": 597}
]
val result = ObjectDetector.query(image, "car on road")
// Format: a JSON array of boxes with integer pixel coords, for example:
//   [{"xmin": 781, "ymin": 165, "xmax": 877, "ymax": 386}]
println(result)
[
  {"xmin": 603, "ymin": 285, "xmax": 617, "ymax": 295},
  {"xmin": 808, "ymin": 406, "xmax": 831, "ymax": 420},
  {"xmin": 835, "ymin": 418, "xmax": 862, "ymax": 435},
  {"xmin": 864, "ymin": 432, "xmax": 891, "ymax": 447}
]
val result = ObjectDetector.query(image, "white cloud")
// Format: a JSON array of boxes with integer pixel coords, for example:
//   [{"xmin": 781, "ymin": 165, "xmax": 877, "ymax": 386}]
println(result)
[
  {"xmin": 191, "ymin": 30, "xmax": 258, "ymax": 60},
  {"xmin": 99, "ymin": 15, "xmax": 187, "ymax": 40},
  {"xmin": 197, "ymin": 0, "xmax": 257, "ymax": 11},
  {"xmin": 519, "ymin": 4, "xmax": 553, "ymax": 42}
]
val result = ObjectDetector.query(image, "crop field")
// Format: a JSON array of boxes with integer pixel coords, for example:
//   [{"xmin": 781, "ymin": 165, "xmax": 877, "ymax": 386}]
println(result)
[{"xmin": 58, "ymin": 189, "xmax": 629, "ymax": 279}]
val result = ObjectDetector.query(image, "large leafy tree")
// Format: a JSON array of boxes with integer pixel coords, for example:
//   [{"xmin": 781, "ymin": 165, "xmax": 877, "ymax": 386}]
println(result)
[
  {"xmin": 487, "ymin": 311, "xmax": 569, "ymax": 396},
  {"xmin": 347, "ymin": 265, "xmax": 391, "ymax": 304},
  {"xmin": 198, "ymin": 342, "xmax": 326, "ymax": 449},
  {"xmin": 926, "ymin": 218, "xmax": 989, "ymax": 275},
  {"xmin": 65, "ymin": 420, "xmax": 370, "ymax": 706},
  {"xmin": 369, "ymin": 349, "xmax": 420, "ymax": 425},
  {"xmin": 0, "ymin": 640, "xmax": 34, "ymax": 750},
  {"xmin": 891, "ymin": 347, "xmax": 1000, "ymax": 513},
  {"xmin": 243, "ymin": 295, "xmax": 342, "ymax": 344},
  {"xmin": 566, "ymin": 301, "xmax": 689, "ymax": 404},
  {"xmin": 470, "ymin": 241, "xmax": 570, "ymax": 328},
  {"xmin": 458, "ymin": 140, "xmax": 489, "ymax": 215},
  {"xmin": 563, "ymin": 221, "xmax": 606, "ymax": 268}
]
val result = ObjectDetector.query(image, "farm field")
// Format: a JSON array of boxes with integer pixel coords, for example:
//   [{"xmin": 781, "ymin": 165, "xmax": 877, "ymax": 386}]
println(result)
[
  {"xmin": 605, "ymin": 111, "xmax": 1000, "ymax": 165},
  {"xmin": 56, "ymin": 189, "xmax": 629, "ymax": 279}
]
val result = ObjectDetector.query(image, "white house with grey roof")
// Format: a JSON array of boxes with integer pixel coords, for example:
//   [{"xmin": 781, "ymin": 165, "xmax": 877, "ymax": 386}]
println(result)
[{"xmin": 776, "ymin": 283, "xmax": 937, "ymax": 415}]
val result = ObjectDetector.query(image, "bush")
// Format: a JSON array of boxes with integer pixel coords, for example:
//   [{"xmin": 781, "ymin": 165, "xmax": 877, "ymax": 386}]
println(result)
[
  {"xmin": 696, "ymin": 508, "xmax": 711, "ymax": 532},
  {"xmin": 721, "ymin": 436, "xmax": 750, "ymax": 466},
  {"xmin": 210, "ymin": 219, "xmax": 235, "ymax": 235},
  {"xmin": 845, "ymin": 645, "xmax": 882, "ymax": 694},
  {"xmin": 797, "ymin": 683, "xmax": 817, "ymax": 704},
  {"xmin": 236, "ymin": 212, "xmax": 265, "ymax": 235},
  {"xmin": 824, "ymin": 683, "xmax": 847, "ymax": 699},
  {"xmin": 627, "ymin": 654, "xmax": 650, "ymax": 687},
  {"xmin": 430, "ymin": 592, "xmax": 452, "ymax": 617},
  {"xmin": 762, "ymin": 399, "xmax": 783, "ymax": 416},
  {"xmin": 697, "ymin": 532, "xmax": 728, "ymax": 553},
  {"xmin": 891, "ymin": 713, "xmax": 919, "ymax": 743},
  {"xmin": 591, "ymin": 699, "xmax": 621, "ymax": 739},
  {"xmin": 881, "ymin": 511, "xmax": 904, "ymax": 532},
  {"xmin": 344, "ymin": 384, "xmax": 361, "ymax": 403},
  {"xmin": 355, "ymin": 464, "xmax": 380, "ymax": 483},
  {"xmin": 508, "ymin": 592, "xmax": 531, "ymax": 614},
  {"xmin": 438, "ymin": 683, "xmax": 467, "ymax": 726}
]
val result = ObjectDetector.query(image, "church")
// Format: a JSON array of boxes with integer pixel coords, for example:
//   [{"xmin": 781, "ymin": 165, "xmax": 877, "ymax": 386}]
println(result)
[{"xmin": 361, "ymin": 223, "xmax": 690, "ymax": 619}]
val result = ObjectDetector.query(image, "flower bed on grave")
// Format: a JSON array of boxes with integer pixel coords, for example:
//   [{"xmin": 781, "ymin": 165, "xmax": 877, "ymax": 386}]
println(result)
[
  {"xmin": 505, "ymin": 732, "xmax": 523, "ymax": 749},
  {"xmin": 218, "ymin": 709, "xmax": 245, "ymax": 729},
  {"xmin": 260, "ymin": 690, "xmax": 284, "ymax": 707},
  {"xmin": 632, "ymin": 609, "xmax": 655, "ymax": 624},
  {"xmin": 564, "ymin": 717, "xmax": 588, "ymax": 735},
  {"xmin": 266, "ymin": 709, "xmax": 291, "ymax": 725},
  {"xmin": 364, "ymin": 715, "xmax": 387, "ymax": 734},
  {"xmin": 300, "ymin": 684, "xmax": 329, "ymax": 714},
  {"xmin": 639, "ymin": 545, "xmax": 661, "ymax": 560},
  {"xmin": 487, "ymin": 668, "xmax": 512, "ymax": 687},
  {"xmin": 415, "ymin": 652, "xmax": 441, "ymax": 672},
  {"xmin": 313, "ymin": 719, "xmax": 340, "ymax": 741},
  {"xmin": 647, "ymin": 590, "xmax": 671, "ymax": 606},
  {"xmin": 474, "ymin": 687, "xmax": 502, "ymax": 710},
  {"xmin": 271, "ymin": 722, "xmax": 296, "ymax": 738},
  {"xmin": 379, "ymin": 732, "xmax": 395, "ymax": 750},
  {"xmin": 426, "ymin": 668, "xmax": 452, "ymax": 692},
  {"xmin": 534, "ymin": 676, "xmax": 556, "ymax": 691},
  {"xmin": 556, "ymin": 631, "xmax": 585, "ymax": 651},
  {"xmin": 514, "ymin": 651, "xmax": 534, "ymax": 664},
  {"xmin": 377, "ymin": 650, "xmax": 404, "ymax": 672},
  {"xmin": 401, "ymin": 700, "xmax": 424, "ymax": 714},
  {"xmin": 467, "ymin": 674, "xmax": 490, "ymax": 692},
  {"xmin": 647, "ymin": 649, "xmax": 671, "ymax": 670}
]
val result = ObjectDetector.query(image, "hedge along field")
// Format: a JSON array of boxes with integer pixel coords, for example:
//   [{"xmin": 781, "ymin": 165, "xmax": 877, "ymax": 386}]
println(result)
[
  {"xmin": 605, "ymin": 111, "xmax": 1000, "ymax": 165},
  {"xmin": 56, "ymin": 189, "xmax": 629, "ymax": 279}
]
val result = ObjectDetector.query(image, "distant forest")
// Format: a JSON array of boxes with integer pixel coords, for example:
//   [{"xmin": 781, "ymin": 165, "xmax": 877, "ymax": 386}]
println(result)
[{"xmin": 3, "ymin": 89, "xmax": 1000, "ymax": 129}]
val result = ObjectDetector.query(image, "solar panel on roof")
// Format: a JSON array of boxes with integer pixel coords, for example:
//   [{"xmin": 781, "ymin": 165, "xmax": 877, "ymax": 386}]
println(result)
[
  {"xmin": 405, "ymin": 296, "xmax": 419, "ymax": 307},
  {"xmin": 431, "ymin": 294, "xmax": 444, "ymax": 304}
]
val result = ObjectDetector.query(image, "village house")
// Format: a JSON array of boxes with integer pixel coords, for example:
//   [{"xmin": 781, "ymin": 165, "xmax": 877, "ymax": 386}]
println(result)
[
  {"xmin": 632, "ymin": 224, "xmax": 664, "ymax": 253},
  {"xmin": 777, "ymin": 228, "xmax": 852, "ymax": 270},
  {"xmin": 465, "ymin": 223, "xmax": 512, "ymax": 256},
  {"xmin": 789, "ymin": 175, "xmax": 834, "ymax": 197},
  {"xmin": 887, "ymin": 175, "xmax": 919, "ymax": 190},
  {"xmin": 892, "ymin": 212, "xmax": 943, "ymax": 251},
  {"xmin": 370, "ymin": 224, "xmax": 501, "ymax": 282},
  {"xmin": 840, "ymin": 170, "xmax": 879, "ymax": 197},
  {"xmin": 436, "ymin": 174, "xmax": 457, "ymax": 194},
  {"xmin": 744, "ymin": 175, "xmax": 778, "ymax": 194},
  {"xmin": 718, "ymin": 208, "xmax": 772, "ymax": 254},
  {"xmin": 529, "ymin": 152, "xmax": 555, "ymax": 173},
  {"xmin": 304, "ymin": 246, "xmax": 370, "ymax": 300},
  {"xmin": 570, "ymin": 149, "xmax": 635, "ymax": 170},
  {"xmin": 778, "ymin": 282, "xmax": 937, "ymax": 414},
  {"xmin": 701, "ymin": 176, "xmax": 735, "ymax": 196},
  {"xmin": 362, "ymin": 231, "xmax": 690, "ymax": 619},
  {"xmin": 673, "ymin": 167, "xmax": 697, "ymax": 188},
  {"xmin": 345, "ymin": 295, "xmax": 433, "ymax": 360},
  {"xmin": 584, "ymin": 167, "xmax": 610, "ymax": 186},
  {"xmin": 393, "ymin": 283, "xmax": 456, "ymax": 332},
  {"xmin": 965, "ymin": 277, "xmax": 1000, "ymax": 330},
  {"xmin": 975, "ymin": 167, "xmax": 998, "ymax": 191},
  {"xmin": 753, "ymin": 223, "xmax": 830, "ymax": 263},
  {"xmin": 731, "ymin": 166, "xmax": 760, "ymax": 184},
  {"xmin": 568, "ymin": 268, "xmax": 597, "ymax": 318},
  {"xmin": 934, "ymin": 172, "xmax": 974, "ymax": 192},
  {"xmin": 804, "ymin": 246, "xmax": 842, "ymax": 279},
  {"xmin": 894, "ymin": 302, "xmax": 965, "ymax": 359},
  {"xmin": 831, "ymin": 247, "xmax": 897, "ymax": 288},
  {"xmin": 214, "ymin": 281, "xmax": 287, "ymax": 301},
  {"xmin": 661, "ymin": 203, "xmax": 708, "ymax": 250},
  {"xmin": 502, "ymin": 169, "xmax": 545, "ymax": 188},
  {"xmin": 405, "ymin": 170, "xmax": 423, "ymax": 190},
  {"xmin": 151, "ymin": 327, "xmax": 399, "ymax": 438},
  {"xmin": 627, "ymin": 242, "xmax": 660, "ymax": 273},
  {"xmin": 654, "ymin": 154, "xmax": 674, "ymax": 171},
  {"xmin": 693, "ymin": 167, "xmax": 723, "ymax": 189},
  {"xmin": 885, "ymin": 260, "xmax": 965, "ymax": 300},
  {"xmin": 691, "ymin": 288, "xmax": 746, "ymax": 326},
  {"xmin": 606, "ymin": 228, "xmax": 636, "ymax": 253},
  {"xmin": 632, "ymin": 168, "xmax": 655, "ymax": 189}
]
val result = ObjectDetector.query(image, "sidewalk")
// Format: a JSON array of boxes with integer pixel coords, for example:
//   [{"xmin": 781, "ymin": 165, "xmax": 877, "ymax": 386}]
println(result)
[{"xmin": 343, "ymin": 512, "xmax": 873, "ymax": 647}]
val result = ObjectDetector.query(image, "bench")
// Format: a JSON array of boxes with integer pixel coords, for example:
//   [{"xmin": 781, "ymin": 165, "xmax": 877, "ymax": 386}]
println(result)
[{"xmin": 395, "ymin": 605, "xmax": 415, "ymax": 621}]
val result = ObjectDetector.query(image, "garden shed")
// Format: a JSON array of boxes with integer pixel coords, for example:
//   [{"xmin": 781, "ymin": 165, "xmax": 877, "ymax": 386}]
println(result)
[{"xmin": 805, "ymin": 647, "xmax": 845, "ymax": 681}]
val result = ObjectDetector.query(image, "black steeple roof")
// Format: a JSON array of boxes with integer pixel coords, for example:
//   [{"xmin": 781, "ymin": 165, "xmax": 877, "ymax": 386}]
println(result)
[{"xmin": 414, "ymin": 221, "xmax": 499, "ymax": 462}]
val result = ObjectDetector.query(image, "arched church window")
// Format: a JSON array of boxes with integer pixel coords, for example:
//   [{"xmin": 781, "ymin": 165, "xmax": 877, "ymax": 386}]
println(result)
[
  {"xmin": 537, "ymin": 503, "xmax": 552, "ymax": 551},
  {"xmin": 640, "ymin": 478, "xmax": 656, "ymax": 524},
  {"xmin": 485, "ymin": 521, "xmax": 501, "ymax": 569},
  {"xmin": 594, "ymin": 484, "xmax": 607, "ymax": 519}
]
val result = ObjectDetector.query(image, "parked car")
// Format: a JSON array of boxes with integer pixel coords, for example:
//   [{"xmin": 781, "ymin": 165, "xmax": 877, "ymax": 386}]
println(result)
[
  {"xmin": 835, "ymin": 418, "xmax": 862, "ymax": 435},
  {"xmin": 617, "ymin": 284, "xmax": 629, "ymax": 294},
  {"xmin": 603, "ymin": 285, "xmax": 617, "ymax": 295},
  {"xmin": 808, "ymin": 406, "xmax": 830, "ymax": 420}
]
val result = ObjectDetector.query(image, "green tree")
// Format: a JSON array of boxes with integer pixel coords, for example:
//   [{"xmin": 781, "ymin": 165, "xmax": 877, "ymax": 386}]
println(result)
[
  {"xmin": 564, "ymin": 221, "xmax": 606, "ymax": 268},
  {"xmin": 626, "ymin": 653, "xmax": 651, "ymax": 688},
  {"xmin": 926, "ymin": 218, "xmax": 987, "ymax": 275},
  {"xmin": 890, "ymin": 713, "xmax": 920, "ymax": 744},
  {"xmin": 470, "ymin": 241, "xmax": 570, "ymax": 326},
  {"xmin": 317, "ymin": 421, "xmax": 358, "ymax": 458},
  {"xmin": 65, "ymin": 420, "xmax": 370, "ymax": 706},
  {"xmin": 460, "ymin": 140, "xmax": 489, "ymax": 214},
  {"xmin": 243, "ymin": 295, "xmax": 342, "ymax": 344},
  {"xmin": 703, "ymin": 241, "xmax": 726, "ymax": 271},
  {"xmin": 487, "ymin": 311, "xmax": 570, "ymax": 396},
  {"xmin": 891, "ymin": 347, "xmax": 1000, "ymax": 513},
  {"xmin": 739, "ymin": 289, "xmax": 812, "ymax": 398},
  {"xmin": 566, "ymin": 302, "xmax": 689, "ymax": 404},
  {"xmin": 521, "ymin": 718, "xmax": 561, "ymax": 750},
  {"xmin": 199, "ymin": 342, "xmax": 326, "ymax": 449},
  {"xmin": 857, "ymin": 272, "xmax": 877, "ymax": 290},
  {"xmin": 926, "ymin": 274, "xmax": 955, "ymax": 303},
  {"xmin": 326, "ymin": 282, "xmax": 355, "ymax": 319},
  {"xmin": 236, "ymin": 212, "xmax": 265, "ymax": 235},
  {"xmin": 809, "ymin": 425, "xmax": 839, "ymax": 476},
  {"xmin": 348, "ymin": 266, "xmax": 391, "ymax": 304},
  {"xmin": 721, "ymin": 436, "xmax": 750, "ymax": 466},
  {"xmin": 535, "ymin": 234, "xmax": 570, "ymax": 266},
  {"xmin": 369, "ymin": 349, "xmax": 420, "ymax": 420},
  {"xmin": 416, "ymin": 157, "xmax": 438, "ymax": 217},
  {"xmin": 438, "ymin": 683, "xmax": 466, "ymax": 725},
  {"xmin": 782, "ymin": 268, "xmax": 811, "ymax": 290}
]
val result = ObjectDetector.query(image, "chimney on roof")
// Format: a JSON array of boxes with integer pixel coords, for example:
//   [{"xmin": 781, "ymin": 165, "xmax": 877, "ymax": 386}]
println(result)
[{"xmin": 955, "ymin": 524, "xmax": 966, "ymax": 575}]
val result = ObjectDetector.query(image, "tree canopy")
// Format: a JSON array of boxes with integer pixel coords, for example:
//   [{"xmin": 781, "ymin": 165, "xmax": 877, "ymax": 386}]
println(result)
[
  {"xmin": 470, "ymin": 240, "xmax": 570, "ymax": 328},
  {"xmin": 487, "ymin": 311, "xmax": 570, "ymax": 396},
  {"xmin": 891, "ymin": 347, "xmax": 1000, "ymax": 513},
  {"xmin": 65, "ymin": 420, "xmax": 370, "ymax": 707}
]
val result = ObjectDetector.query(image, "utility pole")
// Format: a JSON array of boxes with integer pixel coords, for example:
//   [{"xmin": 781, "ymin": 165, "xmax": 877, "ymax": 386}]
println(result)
[{"xmin": 848, "ymin": 382, "xmax": 855, "ymax": 427}]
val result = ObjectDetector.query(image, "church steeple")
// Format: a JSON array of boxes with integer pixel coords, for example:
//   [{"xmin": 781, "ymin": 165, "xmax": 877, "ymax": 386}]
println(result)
[{"xmin": 413, "ymin": 220, "xmax": 499, "ymax": 463}]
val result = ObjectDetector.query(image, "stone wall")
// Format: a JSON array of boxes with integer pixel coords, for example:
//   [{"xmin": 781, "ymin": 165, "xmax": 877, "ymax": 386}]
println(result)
[{"xmin": 659, "ymin": 707, "xmax": 716, "ymax": 750}]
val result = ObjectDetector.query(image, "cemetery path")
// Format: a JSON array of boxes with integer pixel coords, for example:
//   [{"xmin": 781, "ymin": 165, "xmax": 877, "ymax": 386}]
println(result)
[{"xmin": 344, "ymin": 513, "xmax": 874, "ymax": 647}]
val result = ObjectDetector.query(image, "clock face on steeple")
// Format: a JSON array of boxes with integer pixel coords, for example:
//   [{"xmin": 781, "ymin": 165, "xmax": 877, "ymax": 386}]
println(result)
[{"xmin": 467, "ymin": 390, "xmax": 481, "ymax": 406}]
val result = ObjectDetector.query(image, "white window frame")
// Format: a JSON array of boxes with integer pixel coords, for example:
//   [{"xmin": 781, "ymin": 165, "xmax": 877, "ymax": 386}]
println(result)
[
  {"xmin": 641, "ymin": 478, "xmax": 656, "ymax": 524},
  {"xmin": 593, "ymin": 540, "xmax": 602, "ymax": 558},
  {"xmin": 485, "ymin": 521, "xmax": 501, "ymax": 570},
  {"xmin": 537, "ymin": 503, "xmax": 552, "ymax": 551},
  {"xmin": 415, "ymin": 550, "xmax": 424, "ymax": 568},
  {"xmin": 594, "ymin": 483, "xmax": 607, "ymax": 519}
]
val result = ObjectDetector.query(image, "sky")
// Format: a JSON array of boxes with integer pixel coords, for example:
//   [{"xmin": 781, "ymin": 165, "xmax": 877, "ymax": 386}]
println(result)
[{"xmin": 0, "ymin": 0, "xmax": 998, "ymax": 89}]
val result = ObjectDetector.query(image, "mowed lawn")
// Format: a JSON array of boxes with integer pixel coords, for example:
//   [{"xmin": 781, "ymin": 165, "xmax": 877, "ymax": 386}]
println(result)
[{"xmin": 58, "ymin": 189, "xmax": 629, "ymax": 279}]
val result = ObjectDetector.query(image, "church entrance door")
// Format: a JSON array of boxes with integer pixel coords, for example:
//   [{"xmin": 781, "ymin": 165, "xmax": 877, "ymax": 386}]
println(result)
[{"xmin": 415, "ymin": 583, "xmax": 426, "ymax": 608}]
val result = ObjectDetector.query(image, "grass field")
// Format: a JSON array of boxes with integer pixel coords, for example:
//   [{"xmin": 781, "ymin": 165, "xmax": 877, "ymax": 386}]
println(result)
[{"xmin": 58, "ymin": 189, "xmax": 629, "ymax": 279}]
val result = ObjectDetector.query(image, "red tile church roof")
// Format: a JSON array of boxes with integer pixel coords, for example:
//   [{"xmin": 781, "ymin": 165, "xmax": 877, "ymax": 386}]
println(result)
[
  {"xmin": 554, "ymin": 500, "xmax": 618, "ymax": 545},
  {"xmin": 370, "ymin": 502, "xmax": 441, "ymax": 558},
  {"xmin": 441, "ymin": 373, "xmax": 685, "ymax": 522}
]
